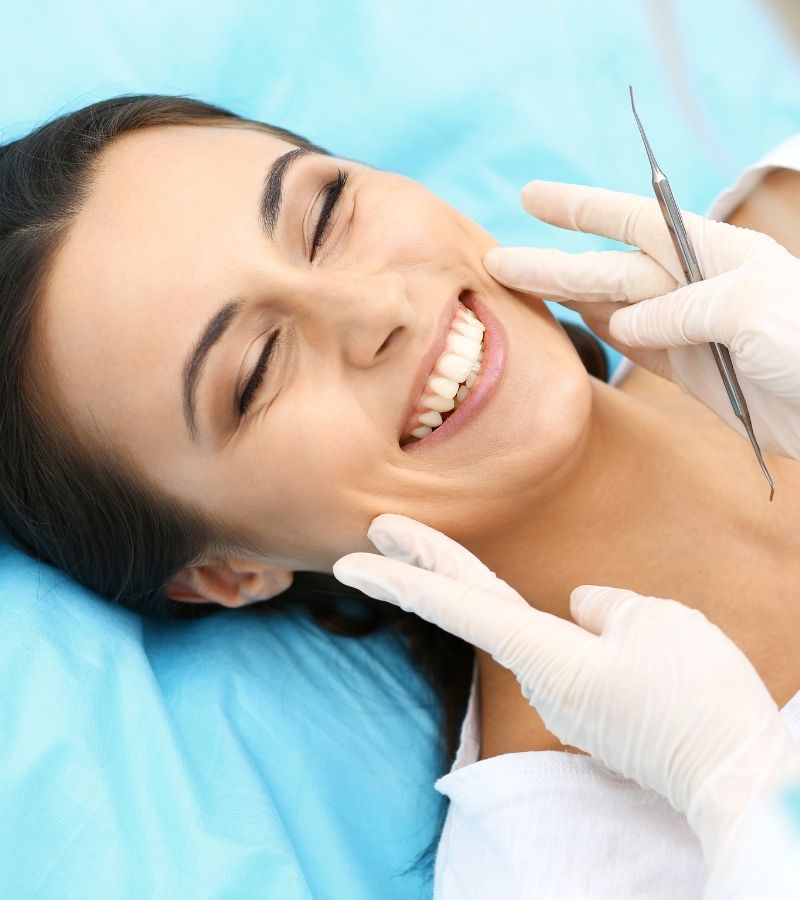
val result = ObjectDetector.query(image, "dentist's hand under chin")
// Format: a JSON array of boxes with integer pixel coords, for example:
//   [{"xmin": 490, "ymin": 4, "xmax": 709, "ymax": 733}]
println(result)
[
  {"xmin": 333, "ymin": 513, "xmax": 800, "ymax": 896},
  {"xmin": 482, "ymin": 182, "xmax": 800, "ymax": 460}
]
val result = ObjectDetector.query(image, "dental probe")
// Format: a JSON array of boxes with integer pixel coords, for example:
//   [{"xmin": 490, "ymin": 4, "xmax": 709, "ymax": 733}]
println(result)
[{"xmin": 628, "ymin": 85, "xmax": 775, "ymax": 501}]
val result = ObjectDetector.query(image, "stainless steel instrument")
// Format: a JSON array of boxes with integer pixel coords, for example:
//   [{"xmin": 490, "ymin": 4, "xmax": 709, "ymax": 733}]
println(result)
[{"xmin": 629, "ymin": 86, "xmax": 774, "ymax": 501}]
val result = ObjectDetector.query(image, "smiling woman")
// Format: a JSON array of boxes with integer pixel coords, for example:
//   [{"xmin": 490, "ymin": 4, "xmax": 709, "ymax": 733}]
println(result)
[
  {"xmin": 0, "ymin": 93, "xmax": 613, "ymax": 877},
  {"xmin": 14, "ymin": 94, "xmax": 601, "ymax": 615}
]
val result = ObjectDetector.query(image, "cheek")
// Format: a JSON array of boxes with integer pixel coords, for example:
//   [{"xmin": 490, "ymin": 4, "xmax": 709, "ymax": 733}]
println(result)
[
  {"xmin": 488, "ymin": 292, "xmax": 594, "ymax": 480},
  {"xmin": 367, "ymin": 176, "xmax": 478, "ymax": 262},
  {"xmin": 219, "ymin": 404, "xmax": 381, "ymax": 557},
  {"xmin": 522, "ymin": 334, "xmax": 592, "ymax": 468},
  {"xmin": 537, "ymin": 342, "xmax": 593, "ymax": 463},
  {"xmin": 522, "ymin": 301, "xmax": 591, "ymax": 426}
]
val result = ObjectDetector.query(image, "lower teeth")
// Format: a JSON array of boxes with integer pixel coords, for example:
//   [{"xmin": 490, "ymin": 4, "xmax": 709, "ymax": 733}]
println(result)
[{"xmin": 407, "ymin": 337, "xmax": 484, "ymax": 443}]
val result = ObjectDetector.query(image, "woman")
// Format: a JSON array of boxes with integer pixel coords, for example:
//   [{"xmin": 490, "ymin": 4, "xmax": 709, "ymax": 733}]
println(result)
[{"xmin": 2, "ymin": 95, "xmax": 799, "ymax": 893}]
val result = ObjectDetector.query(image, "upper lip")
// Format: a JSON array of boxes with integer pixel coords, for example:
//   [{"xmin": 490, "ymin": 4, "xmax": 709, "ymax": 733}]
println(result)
[{"xmin": 398, "ymin": 294, "xmax": 461, "ymax": 445}]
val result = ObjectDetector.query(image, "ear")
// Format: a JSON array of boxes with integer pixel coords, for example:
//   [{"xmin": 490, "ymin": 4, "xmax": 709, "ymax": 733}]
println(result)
[{"xmin": 165, "ymin": 557, "xmax": 294, "ymax": 608}]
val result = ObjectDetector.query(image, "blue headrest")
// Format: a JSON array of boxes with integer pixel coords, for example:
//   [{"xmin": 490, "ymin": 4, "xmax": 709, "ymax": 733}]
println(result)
[{"xmin": 0, "ymin": 544, "xmax": 445, "ymax": 896}]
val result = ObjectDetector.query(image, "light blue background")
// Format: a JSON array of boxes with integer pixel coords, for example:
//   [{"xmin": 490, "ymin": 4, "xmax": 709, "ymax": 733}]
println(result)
[
  {"xmin": 5, "ymin": 1, "xmax": 800, "ymax": 238},
  {"xmin": 2, "ymin": 2, "xmax": 800, "ymax": 897}
]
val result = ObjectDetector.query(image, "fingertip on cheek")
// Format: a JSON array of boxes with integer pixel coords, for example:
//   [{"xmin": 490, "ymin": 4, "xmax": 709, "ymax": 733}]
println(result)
[{"xmin": 482, "ymin": 247, "xmax": 510, "ymax": 282}]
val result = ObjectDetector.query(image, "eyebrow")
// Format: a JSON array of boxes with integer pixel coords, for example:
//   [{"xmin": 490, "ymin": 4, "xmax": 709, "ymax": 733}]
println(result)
[{"xmin": 182, "ymin": 146, "xmax": 316, "ymax": 441}]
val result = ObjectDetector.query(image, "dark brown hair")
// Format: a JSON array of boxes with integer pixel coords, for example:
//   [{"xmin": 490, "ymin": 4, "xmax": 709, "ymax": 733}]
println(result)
[{"xmin": 0, "ymin": 95, "xmax": 608, "ymax": 883}]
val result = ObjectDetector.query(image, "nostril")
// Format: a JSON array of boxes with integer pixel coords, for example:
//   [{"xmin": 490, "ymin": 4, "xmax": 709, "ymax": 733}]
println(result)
[{"xmin": 377, "ymin": 326, "xmax": 402, "ymax": 356}]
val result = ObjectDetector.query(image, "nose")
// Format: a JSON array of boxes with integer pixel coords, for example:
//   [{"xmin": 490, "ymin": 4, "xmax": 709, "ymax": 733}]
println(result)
[{"xmin": 298, "ymin": 270, "xmax": 414, "ymax": 368}]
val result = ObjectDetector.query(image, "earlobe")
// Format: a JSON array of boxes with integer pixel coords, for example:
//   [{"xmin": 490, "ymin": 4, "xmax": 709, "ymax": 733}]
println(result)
[{"xmin": 165, "ymin": 559, "xmax": 294, "ymax": 608}]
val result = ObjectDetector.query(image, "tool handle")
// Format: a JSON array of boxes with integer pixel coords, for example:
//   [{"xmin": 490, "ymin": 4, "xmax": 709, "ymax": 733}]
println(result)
[
  {"xmin": 708, "ymin": 343, "xmax": 748, "ymax": 422},
  {"xmin": 652, "ymin": 176, "xmax": 748, "ymax": 421},
  {"xmin": 653, "ymin": 175, "xmax": 704, "ymax": 284}
]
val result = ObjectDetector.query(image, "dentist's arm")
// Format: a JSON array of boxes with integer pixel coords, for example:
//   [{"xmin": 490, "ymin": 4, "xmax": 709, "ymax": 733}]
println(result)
[
  {"xmin": 333, "ymin": 514, "xmax": 800, "ymax": 898},
  {"xmin": 482, "ymin": 182, "xmax": 800, "ymax": 459}
]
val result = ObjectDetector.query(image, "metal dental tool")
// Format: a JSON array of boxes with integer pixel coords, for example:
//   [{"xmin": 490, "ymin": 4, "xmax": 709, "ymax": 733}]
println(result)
[{"xmin": 628, "ymin": 85, "xmax": 775, "ymax": 501}]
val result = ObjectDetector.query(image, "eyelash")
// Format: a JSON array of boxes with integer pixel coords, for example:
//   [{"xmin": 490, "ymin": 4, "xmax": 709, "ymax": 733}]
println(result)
[
  {"xmin": 238, "ymin": 330, "xmax": 281, "ymax": 417},
  {"xmin": 238, "ymin": 169, "xmax": 349, "ymax": 418},
  {"xmin": 310, "ymin": 169, "xmax": 348, "ymax": 261}
]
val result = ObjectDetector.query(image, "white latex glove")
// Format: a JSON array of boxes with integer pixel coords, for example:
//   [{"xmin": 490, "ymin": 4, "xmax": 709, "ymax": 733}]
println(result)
[
  {"xmin": 333, "ymin": 513, "xmax": 800, "ymax": 895},
  {"xmin": 483, "ymin": 181, "xmax": 800, "ymax": 460}
]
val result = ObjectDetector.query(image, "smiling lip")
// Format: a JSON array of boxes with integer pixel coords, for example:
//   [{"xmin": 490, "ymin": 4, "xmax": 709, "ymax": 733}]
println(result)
[
  {"xmin": 397, "ymin": 294, "xmax": 461, "ymax": 445},
  {"xmin": 400, "ymin": 290, "xmax": 507, "ymax": 452}
]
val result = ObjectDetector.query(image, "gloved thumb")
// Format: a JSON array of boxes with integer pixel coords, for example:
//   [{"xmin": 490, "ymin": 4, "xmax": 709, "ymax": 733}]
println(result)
[
  {"xmin": 609, "ymin": 274, "xmax": 739, "ymax": 349},
  {"xmin": 332, "ymin": 549, "xmax": 539, "ymax": 653},
  {"xmin": 365, "ymin": 513, "xmax": 516, "ymax": 596},
  {"xmin": 333, "ymin": 514, "xmax": 587, "ymax": 663},
  {"xmin": 569, "ymin": 584, "xmax": 643, "ymax": 635}
]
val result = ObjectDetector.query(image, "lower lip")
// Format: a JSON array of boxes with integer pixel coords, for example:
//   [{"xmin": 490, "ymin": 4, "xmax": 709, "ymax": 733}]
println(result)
[{"xmin": 402, "ymin": 290, "xmax": 508, "ymax": 452}]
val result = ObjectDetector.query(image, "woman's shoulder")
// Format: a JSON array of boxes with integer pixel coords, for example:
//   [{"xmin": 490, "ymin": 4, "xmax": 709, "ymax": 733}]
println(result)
[{"xmin": 614, "ymin": 366, "xmax": 722, "ymax": 432}]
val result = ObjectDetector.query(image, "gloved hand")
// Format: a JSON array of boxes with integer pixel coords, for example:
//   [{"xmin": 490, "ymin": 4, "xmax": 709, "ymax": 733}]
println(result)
[
  {"xmin": 483, "ymin": 182, "xmax": 800, "ymax": 460},
  {"xmin": 333, "ymin": 513, "xmax": 800, "ymax": 894}
]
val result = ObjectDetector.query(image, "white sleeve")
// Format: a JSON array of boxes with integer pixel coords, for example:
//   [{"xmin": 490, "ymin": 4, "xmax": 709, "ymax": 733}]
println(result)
[
  {"xmin": 707, "ymin": 134, "xmax": 800, "ymax": 220},
  {"xmin": 433, "ymin": 750, "xmax": 709, "ymax": 899},
  {"xmin": 431, "ymin": 668, "xmax": 708, "ymax": 899}
]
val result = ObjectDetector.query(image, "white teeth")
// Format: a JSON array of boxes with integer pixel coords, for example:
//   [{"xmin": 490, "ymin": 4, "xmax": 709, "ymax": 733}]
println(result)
[
  {"xmin": 418, "ymin": 410, "xmax": 443, "ymax": 428},
  {"xmin": 403, "ymin": 304, "xmax": 487, "ymax": 446},
  {"xmin": 427, "ymin": 374, "xmax": 460, "ymax": 400},
  {"xmin": 420, "ymin": 392, "xmax": 455, "ymax": 412},
  {"xmin": 435, "ymin": 353, "xmax": 473, "ymax": 383},
  {"xmin": 446, "ymin": 332, "xmax": 481, "ymax": 361},
  {"xmin": 453, "ymin": 320, "xmax": 484, "ymax": 341}
]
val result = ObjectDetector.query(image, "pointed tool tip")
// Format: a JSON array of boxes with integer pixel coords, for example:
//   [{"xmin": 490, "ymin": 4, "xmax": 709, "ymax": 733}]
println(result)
[{"xmin": 629, "ymin": 85, "xmax": 643, "ymax": 123}]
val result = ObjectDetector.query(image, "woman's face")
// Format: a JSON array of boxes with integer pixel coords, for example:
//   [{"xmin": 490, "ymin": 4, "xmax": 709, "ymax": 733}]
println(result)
[{"xmin": 42, "ymin": 124, "xmax": 591, "ymax": 578}]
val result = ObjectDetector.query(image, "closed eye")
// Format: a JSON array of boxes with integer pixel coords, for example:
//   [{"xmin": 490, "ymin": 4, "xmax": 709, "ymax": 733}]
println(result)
[
  {"xmin": 238, "ymin": 330, "xmax": 281, "ymax": 417},
  {"xmin": 310, "ymin": 169, "xmax": 348, "ymax": 261}
]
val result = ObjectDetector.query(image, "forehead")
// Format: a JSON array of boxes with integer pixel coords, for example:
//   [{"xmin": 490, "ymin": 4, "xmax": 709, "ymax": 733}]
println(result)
[
  {"xmin": 78, "ymin": 123, "xmax": 296, "ymax": 233},
  {"xmin": 40, "ymin": 125, "xmax": 298, "ymax": 466}
]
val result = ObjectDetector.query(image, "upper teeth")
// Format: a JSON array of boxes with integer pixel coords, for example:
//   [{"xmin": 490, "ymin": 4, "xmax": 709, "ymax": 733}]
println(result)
[{"xmin": 407, "ymin": 304, "xmax": 485, "ymax": 440}]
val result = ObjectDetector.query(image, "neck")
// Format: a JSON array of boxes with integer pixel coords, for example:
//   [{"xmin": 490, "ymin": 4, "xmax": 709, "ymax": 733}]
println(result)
[{"xmin": 474, "ymin": 379, "xmax": 800, "ymax": 712}]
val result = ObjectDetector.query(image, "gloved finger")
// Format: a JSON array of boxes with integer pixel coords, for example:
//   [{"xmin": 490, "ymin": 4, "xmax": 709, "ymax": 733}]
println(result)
[
  {"xmin": 483, "ymin": 246, "xmax": 677, "ymax": 303},
  {"xmin": 570, "ymin": 584, "xmax": 651, "ymax": 635},
  {"xmin": 333, "ymin": 550, "xmax": 586, "ymax": 658},
  {"xmin": 365, "ymin": 513, "xmax": 520, "ymax": 599},
  {"xmin": 519, "ymin": 181, "xmax": 754, "ymax": 271},
  {"xmin": 609, "ymin": 271, "xmax": 741, "ymax": 348}
]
